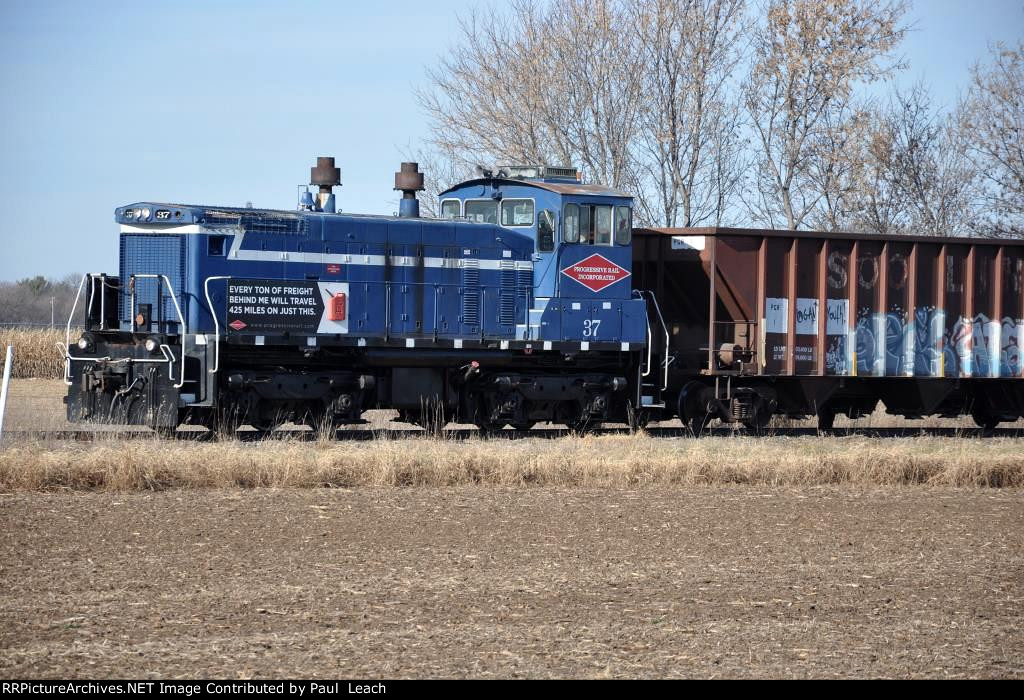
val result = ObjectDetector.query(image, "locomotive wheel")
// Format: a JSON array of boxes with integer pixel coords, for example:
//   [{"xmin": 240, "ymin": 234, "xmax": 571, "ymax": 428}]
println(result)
[
  {"xmin": 304, "ymin": 409, "xmax": 334, "ymax": 438},
  {"xmin": 689, "ymin": 413, "xmax": 713, "ymax": 436},
  {"xmin": 412, "ymin": 411, "xmax": 448, "ymax": 436},
  {"xmin": 567, "ymin": 417, "xmax": 601, "ymax": 434},
  {"xmin": 629, "ymin": 412, "xmax": 650, "ymax": 433},
  {"xmin": 211, "ymin": 402, "xmax": 243, "ymax": 437}
]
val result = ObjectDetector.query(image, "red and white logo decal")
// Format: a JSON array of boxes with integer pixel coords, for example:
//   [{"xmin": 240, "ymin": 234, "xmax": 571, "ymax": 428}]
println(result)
[
  {"xmin": 560, "ymin": 253, "xmax": 631, "ymax": 293},
  {"xmin": 326, "ymin": 263, "xmax": 341, "ymax": 275},
  {"xmin": 228, "ymin": 319, "xmax": 247, "ymax": 331}
]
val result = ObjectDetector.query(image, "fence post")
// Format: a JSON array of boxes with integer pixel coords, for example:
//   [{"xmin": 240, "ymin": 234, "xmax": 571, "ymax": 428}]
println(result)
[{"xmin": 0, "ymin": 345, "xmax": 12, "ymax": 442}]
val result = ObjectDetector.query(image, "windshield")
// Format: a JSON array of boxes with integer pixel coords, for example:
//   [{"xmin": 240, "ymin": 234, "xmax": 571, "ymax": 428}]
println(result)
[{"xmin": 465, "ymin": 200, "xmax": 498, "ymax": 224}]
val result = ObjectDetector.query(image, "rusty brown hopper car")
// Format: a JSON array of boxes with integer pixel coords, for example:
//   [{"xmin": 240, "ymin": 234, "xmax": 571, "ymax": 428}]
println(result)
[{"xmin": 632, "ymin": 227, "xmax": 1024, "ymax": 431}]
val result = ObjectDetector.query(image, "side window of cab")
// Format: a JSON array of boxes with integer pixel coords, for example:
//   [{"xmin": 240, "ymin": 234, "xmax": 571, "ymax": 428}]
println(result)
[
  {"xmin": 615, "ymin": 206, "xmax": 631, "ymax": 245},
  {"xmin": 440, "ymin": 199, "xmax": 461, "ymax": 219},
  {"xmin": 538, "ymin": 210, "xmax": 555, "ymax": 252},
  {"xmin": 564, "ymin": 204, "xmax": 580, "ymax": 243}
]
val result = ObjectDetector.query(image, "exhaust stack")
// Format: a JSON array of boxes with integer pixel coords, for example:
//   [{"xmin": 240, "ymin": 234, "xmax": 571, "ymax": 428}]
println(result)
[
  {"xmin": 310, "ymin": 156, "xmax": 341, "ymax": 213},
  {"xmin": 394, "ymin": 162, "xmax": 425, "ymax": 218}
]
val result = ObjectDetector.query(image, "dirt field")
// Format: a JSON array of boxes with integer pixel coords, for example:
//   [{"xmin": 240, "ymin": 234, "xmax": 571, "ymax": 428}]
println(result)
[{"xmin": 1, "ymin": 487, "xmax": 1021, "ymax": 678}]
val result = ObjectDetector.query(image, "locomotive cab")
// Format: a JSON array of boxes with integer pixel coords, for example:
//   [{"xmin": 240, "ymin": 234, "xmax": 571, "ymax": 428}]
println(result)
[{"xmin": 439, "ymin": 167, "xmax": 647, "ymax": 347}]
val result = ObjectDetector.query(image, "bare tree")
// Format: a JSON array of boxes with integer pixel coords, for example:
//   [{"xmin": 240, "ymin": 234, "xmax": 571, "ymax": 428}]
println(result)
[
  {"xmin": 843, "ymin": 104, "xmax": 908, "ymax": 235},
  {"xmin": 743, "ymin": 0, "xmax": 908, "ymax": 230},
  {"xmin": 812, "ymin": 84, "xmax": 977, "ymax": 237},
  {"xmin": 806, "ymin": 100, "xmax": 873, "ymax": 231},
  {"xmin": 0, "ymin": 275, "xmax": 82, "ymax": 326},
  {"xmin": 960, "ymin": 42, "xmax": 1024, "ymax": 237},
  {"xmin": 417, "ymin": 0, "xmax": 749, "ymax": 227},
  {"xmin": 626, "ymin": 0, "xmax": 748, "ymax": 227},
  {"xmin": 883, "ymin": 85, "xmax": 977, "ymax": 236},
  {"xmin": 417, "ymin": 0, "xmax": 642, "ymax": 189}
]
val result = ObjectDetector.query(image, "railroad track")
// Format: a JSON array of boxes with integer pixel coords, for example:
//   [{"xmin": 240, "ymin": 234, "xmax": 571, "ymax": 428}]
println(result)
[{"xmin": 5, "ymin": 425, "xmax": 1024, "ymax": 442}]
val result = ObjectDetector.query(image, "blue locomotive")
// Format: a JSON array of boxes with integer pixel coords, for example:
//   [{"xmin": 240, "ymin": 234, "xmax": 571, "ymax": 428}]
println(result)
[{"xmin": 63, "ymin": 158, "xmax": 660, "ymax": 432}]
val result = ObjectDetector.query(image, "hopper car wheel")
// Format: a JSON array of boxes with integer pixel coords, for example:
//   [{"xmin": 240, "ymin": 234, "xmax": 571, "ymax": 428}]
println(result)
[
  {"xmin": 742, "ymin": 397, "xmax": 774, "ymax": 434},
  {"xmin": 817, "ymin": 410, "xmax": 836, "ymax": 431},
  {"xmin": 972, "ymin": 410, "xmax": 999, "ymax": 436}
]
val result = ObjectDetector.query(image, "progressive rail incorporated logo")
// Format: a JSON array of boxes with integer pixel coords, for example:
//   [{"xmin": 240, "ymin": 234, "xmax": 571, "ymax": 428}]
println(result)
[{"xmin": 560, "ymin": 253, "xmax": 630, "ymax": 293}]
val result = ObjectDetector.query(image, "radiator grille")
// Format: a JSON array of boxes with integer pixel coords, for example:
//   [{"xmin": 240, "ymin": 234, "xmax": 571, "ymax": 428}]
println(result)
[
  {"xmin": 200, "ymin": 210, "xmax": 307, "ymax": 235},
  {"xmin": 499, "ymin": 260, "xmax": 516, "ymax": 326},
  {"xmin": 119, "ymin": 234, "xmax": 186, "ymax": 330},
  {"xmin": 461, "ymin": 260, "xmax": 480, "ymax": 327},
  {"xmin": 516, "ymin": 266, "xmax": 533, "ymax": 312}
]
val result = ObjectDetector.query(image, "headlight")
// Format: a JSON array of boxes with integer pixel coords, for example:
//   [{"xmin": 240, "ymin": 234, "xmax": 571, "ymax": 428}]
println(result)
[
  {"xmin": 77, "ymin": 333, "xmax": 95, "ymax": 352},
  {"xmin": 144, "ymin": 337, "xmax": 160, "ymax": 353},
  {"xmin": 140, "ymin": 207, "xmax": 151, "ymax": 220}
]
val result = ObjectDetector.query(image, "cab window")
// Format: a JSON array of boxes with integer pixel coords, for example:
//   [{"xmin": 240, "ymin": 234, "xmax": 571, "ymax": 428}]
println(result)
[
  {"xmin": 465, "ymin": 200, "xmax": 498, "ymax": 224},
  {"xmin": 440, "ymin": 199, "xmax": 461, "ymax": 219},
  {"xmin": 500, "ymin": 199, "xmax": 534, "ymax": 227},
  {"xmin": 564, "ymin": 204, "xmax": 580, "ymax": 243},
  {"xmin": 594, "ymin": 206, "xmax": 612, "ymax": 245},
  {"xmin": 538, "ymin": 210, "xmax": 555, "ymax": 252},
  {"xmin": 615, "ymin": 206, "xmax": 631, "ymax": 245},
  {"xmin": 562, "ymin": 203, "xmax": 622, "ymax": 246}
]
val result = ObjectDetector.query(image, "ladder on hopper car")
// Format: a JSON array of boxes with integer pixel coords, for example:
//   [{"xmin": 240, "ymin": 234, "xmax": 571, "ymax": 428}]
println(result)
[{"xmin": 635, "ymin": 290, "xmax": 671, "ymax": 410}]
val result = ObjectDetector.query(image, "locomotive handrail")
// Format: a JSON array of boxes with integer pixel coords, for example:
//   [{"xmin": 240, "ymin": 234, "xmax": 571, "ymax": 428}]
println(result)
[
  {"xmin": 647, "ymin": 291, "xmax": 670, "ymax": 390},
  {"xmin": 129, "ymin": 274, "xmax": 188, "ymax": 389},
  {"xmin": 635, "ymin": 290, "xmax": 670, "ymax": 390},
  {"xmin": 64, "ymin": 273, "xmax": 89, "ymax": 374},
  {"xmin": 203, "ymin": 276, "xmax": 231, "ymax": 374},
  {"xmin": 63, "ymin": 273, "xmax": 126, "ymax": 386}
]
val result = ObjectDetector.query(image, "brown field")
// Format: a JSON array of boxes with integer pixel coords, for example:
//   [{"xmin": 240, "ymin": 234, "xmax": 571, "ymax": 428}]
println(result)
[
  {"xmin": 2, "ymin": 377, "xmax": 1022, "ymax": 678},
  {"xmin": 0, "ymin": 487, "xmax": 1021, "ymax": 678}
]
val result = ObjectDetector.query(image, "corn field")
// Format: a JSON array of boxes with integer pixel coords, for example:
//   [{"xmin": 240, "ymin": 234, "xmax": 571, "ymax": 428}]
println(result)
[{"xmin": 0, "ymin": 328, "xmax": 66, "ymax": 379}]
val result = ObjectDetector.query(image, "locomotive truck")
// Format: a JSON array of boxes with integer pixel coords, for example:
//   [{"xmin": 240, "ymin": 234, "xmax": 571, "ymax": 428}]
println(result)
[{"xmin": 61, "ymin": 157, "xmax": 1024, "ymax": 434}]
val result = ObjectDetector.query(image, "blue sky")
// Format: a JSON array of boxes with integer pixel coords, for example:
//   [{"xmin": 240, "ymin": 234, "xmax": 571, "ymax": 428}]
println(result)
[{"xmin": 0, "ymin": 0, "xmax": 1021, "ymax": 280}]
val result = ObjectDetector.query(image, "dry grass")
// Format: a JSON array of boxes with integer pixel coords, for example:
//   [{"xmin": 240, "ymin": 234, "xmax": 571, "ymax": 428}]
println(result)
[
  {"xmin": 0, "ymin": 433, "xmax": 1021, "ymax": 491},
  {"xmin": 0, "ymin": 328, "xmax": 65, "ymax": 379}
]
